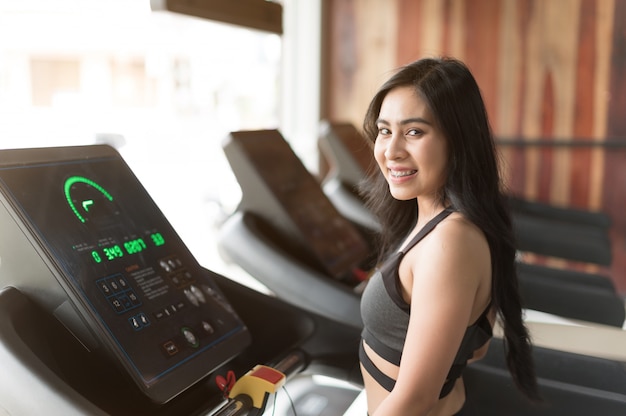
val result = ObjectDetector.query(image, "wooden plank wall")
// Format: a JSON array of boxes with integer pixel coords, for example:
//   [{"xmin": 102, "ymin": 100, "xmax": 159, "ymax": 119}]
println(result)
[{"xmin": 321, "ymin": 0, "xmax": 626, "ymax": 293}]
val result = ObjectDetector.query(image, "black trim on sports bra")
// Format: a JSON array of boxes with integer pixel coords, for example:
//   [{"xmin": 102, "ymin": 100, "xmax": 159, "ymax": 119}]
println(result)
[
  {"xmin": 362, "ymin": 328, "xmax": 401, "ymax": 365},
  {"xmin": 359, "ymin": 340, "xmax": 396, "ymax": 392}
]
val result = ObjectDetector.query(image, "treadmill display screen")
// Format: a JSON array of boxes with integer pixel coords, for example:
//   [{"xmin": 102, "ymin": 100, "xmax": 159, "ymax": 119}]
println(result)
[{"xmin": 0, "ymin": 145, "xmax": 250, "ymax": 403}]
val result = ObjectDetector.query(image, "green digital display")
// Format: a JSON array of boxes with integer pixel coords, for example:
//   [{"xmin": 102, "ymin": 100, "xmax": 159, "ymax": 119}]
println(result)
[
  {"xmin": 151, "ymin": 232, "xmax": 165, "ymax": 246},
  {"xmin": 64, "ymin": 176, "xmax": 115, "ymax": 223},
  {"xmin": 124, "ymin": 238, "xmax": 147, "ymax": 255},
  {"xmin": 89, "ymin": 234, "xmax": 166, "ymax": 264},
  {"xmin": 92, "ymin": 250, "xmax": 102, "ymax": 263},
  {"xmin": 63, "ymin": 176, "xmax": 167, "ymax": 263},
  {"xmin": 103, "ymin": 244, "xmax": 124, "ymax": 261}
]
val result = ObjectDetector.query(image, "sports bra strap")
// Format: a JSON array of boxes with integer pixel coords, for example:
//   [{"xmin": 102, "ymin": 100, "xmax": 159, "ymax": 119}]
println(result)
[{"xmin": 400, "ymin": 207, "xmax": 455, "ymax": 254}]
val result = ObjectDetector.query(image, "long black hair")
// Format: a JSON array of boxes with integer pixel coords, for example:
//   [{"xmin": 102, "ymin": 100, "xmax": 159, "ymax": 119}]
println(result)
[{"xmin": 359, "ymin": 57, "xmax": 540, "ymax": 401}]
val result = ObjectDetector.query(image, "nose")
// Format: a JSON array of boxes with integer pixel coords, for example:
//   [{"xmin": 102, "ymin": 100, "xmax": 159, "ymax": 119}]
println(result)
[{"xmin": 384, "ymin": 132, "xmax": 406, "ymax": 160}]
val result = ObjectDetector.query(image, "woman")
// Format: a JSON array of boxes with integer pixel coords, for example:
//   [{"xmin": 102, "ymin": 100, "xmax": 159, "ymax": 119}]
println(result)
[{"xmin": 358, "ymin": 57, "xmax": 540, "ymax": 415}]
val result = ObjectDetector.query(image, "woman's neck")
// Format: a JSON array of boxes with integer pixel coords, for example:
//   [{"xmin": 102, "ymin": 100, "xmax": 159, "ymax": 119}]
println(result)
[{"xmin": 415, "ymin": 199, "xmax": 447, "ymax": 228}]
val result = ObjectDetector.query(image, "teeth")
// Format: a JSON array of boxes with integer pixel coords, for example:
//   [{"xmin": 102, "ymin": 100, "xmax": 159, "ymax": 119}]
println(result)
[{"xmin": 390, "ymin": 170, "xmax": 416, "ymax": 178}]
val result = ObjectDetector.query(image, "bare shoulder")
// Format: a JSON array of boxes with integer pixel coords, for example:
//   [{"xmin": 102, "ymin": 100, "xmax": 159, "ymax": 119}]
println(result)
[
  {"xmin": 427, "ymin": 211, "xmax": 489, "ymax": 254},
  {"xmin": 409, "ymin": 211, "xmax": 491, "ymax": 290},
  {"xmin": 402, "ymin": 210, "xmax": 492, "ymax": 321}
]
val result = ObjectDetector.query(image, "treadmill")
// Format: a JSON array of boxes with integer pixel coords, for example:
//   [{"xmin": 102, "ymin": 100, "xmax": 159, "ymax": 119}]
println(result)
[
  {"xmin": 318, "ymin": 120, "xmax": 380, "ymax": 232},
  {"xmin": 0, "ymin": 144, "xmax": 364, "ymax": 415},
  {"xmin": 218, "ymin": 129, "xmax": 376, "ymax": 329}
]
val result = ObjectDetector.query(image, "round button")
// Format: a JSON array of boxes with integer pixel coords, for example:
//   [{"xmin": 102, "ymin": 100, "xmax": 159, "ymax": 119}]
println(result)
[
  {"xmin": 201, "ymin": 320, "xmax": 214, "ymax": 334},
  {"xmin": 181, "ymin": 327, "xmax": 199, "ymax": 348},
  {"xmin": 184, "ymin": 288, "xmax": 199, "ymax": 307},
  {"xmin": 190, "ymin": 285, "xmax": 206, "ymax": 304}
]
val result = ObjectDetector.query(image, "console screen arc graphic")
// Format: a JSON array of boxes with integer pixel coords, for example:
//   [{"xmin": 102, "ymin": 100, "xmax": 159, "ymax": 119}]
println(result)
[{"xmin": 0, "ymin": 145, "xmax": 250, "ymax": 403}]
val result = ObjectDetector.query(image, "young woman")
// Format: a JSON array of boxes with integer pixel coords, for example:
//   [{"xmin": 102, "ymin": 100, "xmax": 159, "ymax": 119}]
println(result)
[{"xmin": 358, "ymin": 57, "xmax": 539, "ymax": 415}]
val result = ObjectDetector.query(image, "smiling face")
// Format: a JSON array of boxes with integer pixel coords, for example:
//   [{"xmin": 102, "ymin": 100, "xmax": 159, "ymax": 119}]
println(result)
[{"xmin": 374, "ymin": 86, "xmax": 449, "ymax": 203}]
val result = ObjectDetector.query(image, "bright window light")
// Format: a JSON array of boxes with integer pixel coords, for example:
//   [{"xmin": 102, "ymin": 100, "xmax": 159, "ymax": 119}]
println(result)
[{"xmin": 0, "ymin": 0, "xmax": 282, "ymax": 283}]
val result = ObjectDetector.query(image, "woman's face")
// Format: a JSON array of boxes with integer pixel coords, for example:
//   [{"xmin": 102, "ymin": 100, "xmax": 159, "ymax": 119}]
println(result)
[{"xmin": 374, "ymin": 86, "xmax": 449, "ymax": 202}]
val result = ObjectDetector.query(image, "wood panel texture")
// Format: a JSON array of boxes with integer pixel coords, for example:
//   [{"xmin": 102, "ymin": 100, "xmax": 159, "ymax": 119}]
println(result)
[{"xmin": 322, "ymin": 0, "xmax": 626, "ymax": 292}]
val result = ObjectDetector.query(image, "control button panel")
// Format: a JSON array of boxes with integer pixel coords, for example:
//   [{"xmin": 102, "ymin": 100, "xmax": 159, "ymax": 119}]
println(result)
[
  {"xmin": 97, "ymin": 274, "xmax": 141, "ymax": 314},
  {"xmin": 94, "ymin": 255, "xmax": 236, "ymax": 364}
]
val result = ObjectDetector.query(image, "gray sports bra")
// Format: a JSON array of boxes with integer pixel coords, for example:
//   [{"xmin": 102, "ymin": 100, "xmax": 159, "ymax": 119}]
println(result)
[{"xmin": 359, "ymin": 207, "xmax": 493, "ymax": 398}]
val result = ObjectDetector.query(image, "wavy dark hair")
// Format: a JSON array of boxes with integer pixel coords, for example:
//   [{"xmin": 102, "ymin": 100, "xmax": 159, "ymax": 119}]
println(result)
[{"xmin": 359, "ymin": 57, "xmax": 540, "ymax": 400}]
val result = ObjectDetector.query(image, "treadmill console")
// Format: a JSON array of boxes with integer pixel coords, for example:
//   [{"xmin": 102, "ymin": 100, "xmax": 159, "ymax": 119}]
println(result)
[
  {"xmin": 319, "ymin": 121, "xmax": 374, "ymax": 186},
  {"xmin": 0, "ymin": 145, "xmax": 250, "ymax": 403},
  {"xmin": 223, "ymin": 130, "xmax": 370, "ymax": 281}
]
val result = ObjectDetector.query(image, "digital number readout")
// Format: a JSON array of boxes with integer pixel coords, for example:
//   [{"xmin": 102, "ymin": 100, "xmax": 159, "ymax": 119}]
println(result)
[
  {"xmin": 151, "ymin": 232, "xmax": 165, "ymax": 246},
  {"xmin": 124, "ymin": 238, "xmax": 147, "ymax": 255},
  {"xmin": 90, "ymin": 233, "xmax": 165, "ymax": 263},
  {"xmin": 104, "ymin": 245, "xmax": 124, "ymax": 261}
]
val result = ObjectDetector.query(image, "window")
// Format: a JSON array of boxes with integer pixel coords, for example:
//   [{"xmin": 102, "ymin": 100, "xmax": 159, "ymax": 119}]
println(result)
[
  {"xmin": 0, "ymin": 0, "xmax": 281, "ymax": 283},
  {"xmin": 30, "ymin": 59, "xmax": 81, "ymax": 106}
]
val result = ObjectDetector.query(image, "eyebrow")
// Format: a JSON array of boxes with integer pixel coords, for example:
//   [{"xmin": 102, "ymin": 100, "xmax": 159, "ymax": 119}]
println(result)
[{"xmin": 376, "ymin": 117, "xmax": 433, "ymax": 126}]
